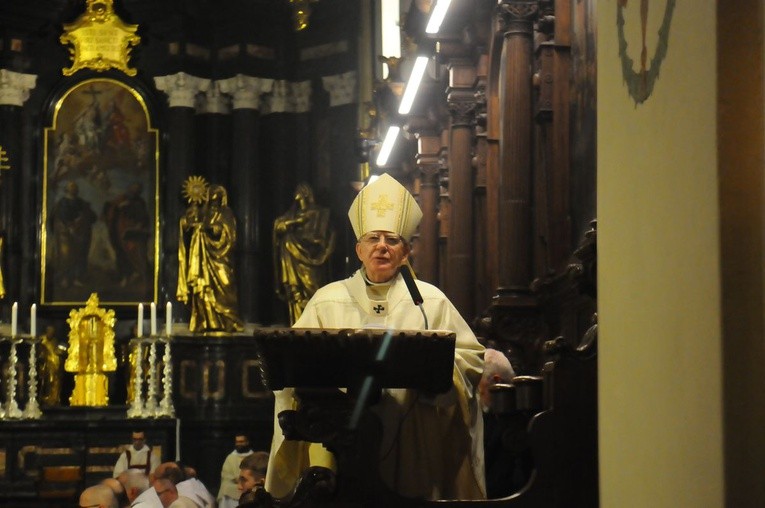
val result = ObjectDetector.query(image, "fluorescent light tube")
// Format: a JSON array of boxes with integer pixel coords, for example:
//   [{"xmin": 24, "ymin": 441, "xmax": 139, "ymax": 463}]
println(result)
[
  {"xmin": 376, "ymin": 126, "xmax": 401, "ymax": 166},
  {"xmin": 398, "ymin": 56, "xmax": 429, "ymax": 114},
  {"xmin": 425, "ymin": 0, "xmax": 453, "ymax": 34}
]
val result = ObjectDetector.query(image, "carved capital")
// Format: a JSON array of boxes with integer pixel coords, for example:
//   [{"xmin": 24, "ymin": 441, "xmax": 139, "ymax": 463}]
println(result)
[
  {"xmin": 263, "ymin": 80, "xmax": 312, "ymax": 114},
  {"xmin": 447, "ymin": 92, "xmax": 476, "ymax": 127},
  {"xmin": 197, "ymin": 82, "xmax": 230, "ymax": 114},
  {"xmin": 154, "ymin": 72, "xmax": 210, "ymax": 108},
  {"xmin": 0, "ymin": 69, "xmax": 37, "ymax": 107},
  {"xmin": 497, "ymin": 0, "xmax": 539, "ymax": 35},
  {"xmin": 217, "ymin": 75, "xmax": 274, "ymax": 110},
  {"xmin": 321, "ymin": 71, "xmax": 357, "ymax": 107}
]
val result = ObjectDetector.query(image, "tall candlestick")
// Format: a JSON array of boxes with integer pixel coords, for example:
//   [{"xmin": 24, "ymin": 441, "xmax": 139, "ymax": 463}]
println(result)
[
  {"xmin": 30, "ymin": 304, "xmax": 36, "ymax": 337},
  {"xmin": 150, "ymin": 302, "xmax": 157, "ymax": 336},
  {"xmin": 137, "ymin": 303, "xmax": 144, "ymax": 337},
  {"xmin": 165, "ymin": 302, "xmax": 172, "ymax": 336},
  {"xmin": 11, "ymin": 301, "xmax": 17, "ymax": 337}
]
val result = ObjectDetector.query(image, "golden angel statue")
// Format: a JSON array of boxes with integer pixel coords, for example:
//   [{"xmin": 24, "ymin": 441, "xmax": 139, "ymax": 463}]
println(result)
[
  {"xmin": 64, "ymin": 293, "xmax": 117, "ymax": 406},
  {"xmin": 177, "ymin": 176, "xmax": 244, "ymax": 333},
  {"xmin": 273, "ymin": 183, "xmax": 335, "ymax": 324}
]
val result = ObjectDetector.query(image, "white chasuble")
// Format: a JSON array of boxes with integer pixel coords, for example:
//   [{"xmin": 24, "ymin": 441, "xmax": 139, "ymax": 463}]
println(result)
[{"xmin": 265, "ymin": 269, "xmax": 486, "ymax": 500}]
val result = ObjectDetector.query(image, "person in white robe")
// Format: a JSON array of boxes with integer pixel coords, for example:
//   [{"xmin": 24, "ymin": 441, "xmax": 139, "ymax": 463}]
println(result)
[
  {"xmin": 264, "ymin": 173, "xmax": 486, "ymax": 501},
  {"xmin": 217, "ymin": 433, "xmax": 254, "ymax": 508},
  {"xmin": 114, "ymin": 431, "xmax": 160, "ymax": 478}
]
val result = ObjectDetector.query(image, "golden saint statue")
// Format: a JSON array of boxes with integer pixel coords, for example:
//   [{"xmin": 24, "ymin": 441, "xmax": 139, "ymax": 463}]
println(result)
[
  {"xmin": 177, "ymin": 176, "xmax": 244, "ymax": 333},
  {"xmin": 39, "ymin": 325, "xmax": 67, "ymax": 406},
  {"xmin": 64, "ymin": 293, "xmax": 117, "ymax": 406},
  {"xmin": 273, "ymin": 183, "xmax": 335, "ymax": 324}
]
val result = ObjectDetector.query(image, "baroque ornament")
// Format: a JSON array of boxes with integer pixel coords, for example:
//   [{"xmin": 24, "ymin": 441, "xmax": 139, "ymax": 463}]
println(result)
[
  {"xmin": 617, "ymin": 0, "xmax": 676, "ymax": 105},
  {"xmin": 60, "ymin": 0, "xmax": 141, "ymax": 76}
]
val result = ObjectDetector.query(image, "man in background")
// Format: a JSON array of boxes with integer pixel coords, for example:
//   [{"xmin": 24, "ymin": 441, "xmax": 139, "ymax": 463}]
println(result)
[
  {"xmin": 120, "ymin": 468, "xmax": 162, "ymax": 507},
  {"xmin": 79, "ymin": 484, "xmax": 118, "ymax": 508},
  {"xmin": 217, "ymin": 433, "xmax": 253, "ymax": 508},
  {"xmin": 152, "ymin": 461, "xmax": 216, "ymax": 508},
  {"xmin": 113, "ymin": 430, "xmax": 160, "ymax": 478},
  {"xmin": 237, "ymin": 452, "xmax": 269, "ymax": 496}
]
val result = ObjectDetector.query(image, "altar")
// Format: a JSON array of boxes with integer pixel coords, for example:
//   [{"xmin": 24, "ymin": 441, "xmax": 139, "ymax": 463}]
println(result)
[
  {"xmin": 0, "ymin": 411, "xmax": 176, "ymax": 506},
  {"xmin": 0, "ymin": 326, "xmax": 275, "ymax": 507}
]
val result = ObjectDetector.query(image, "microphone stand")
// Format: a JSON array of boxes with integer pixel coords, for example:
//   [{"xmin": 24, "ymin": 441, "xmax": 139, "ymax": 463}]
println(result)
[{"xmin": 399, "ymin": 264, "xmax": 428, "ymax": 330}]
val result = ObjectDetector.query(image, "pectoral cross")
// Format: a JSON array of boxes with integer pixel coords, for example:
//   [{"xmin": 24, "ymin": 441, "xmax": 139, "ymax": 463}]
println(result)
[{"xmin": 373, "ymin": 304, "xmax": 385, "ymax": 314}]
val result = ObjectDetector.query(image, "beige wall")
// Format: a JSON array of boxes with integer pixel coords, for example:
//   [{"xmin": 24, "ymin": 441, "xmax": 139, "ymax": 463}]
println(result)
[{"xmin": 597, "ymin": 1, "xmax": 725, "ymax": 507}]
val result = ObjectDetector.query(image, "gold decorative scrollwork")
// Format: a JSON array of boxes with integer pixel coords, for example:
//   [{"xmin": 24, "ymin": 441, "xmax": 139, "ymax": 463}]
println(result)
[{"xmin": 59, "ymin": 0, "xmax": 141, "ymax": 76}]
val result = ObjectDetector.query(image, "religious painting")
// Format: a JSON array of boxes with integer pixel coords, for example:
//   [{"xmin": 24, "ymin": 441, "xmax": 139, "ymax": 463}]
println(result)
[{"xmin": 41, "ymin": 78, "xmax": 159, "ymax": 306}]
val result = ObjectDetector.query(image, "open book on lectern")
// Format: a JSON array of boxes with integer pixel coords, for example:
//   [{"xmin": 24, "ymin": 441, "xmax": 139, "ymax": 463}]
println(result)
[{"xmin": 252, "ymin": 327, "xmax": 456, "ymax": 395}]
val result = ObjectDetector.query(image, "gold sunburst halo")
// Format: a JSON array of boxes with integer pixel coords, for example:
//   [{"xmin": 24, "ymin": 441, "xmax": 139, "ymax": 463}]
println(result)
[{"xmin": 182, "ymin": 175, "xmax": 209, "ymax": 204}]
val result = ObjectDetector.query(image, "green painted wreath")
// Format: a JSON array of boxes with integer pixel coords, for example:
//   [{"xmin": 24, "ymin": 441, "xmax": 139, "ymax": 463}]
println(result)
[{"xmin": 617, "ymin": 0, "xmax": 676, "ymax": 105}]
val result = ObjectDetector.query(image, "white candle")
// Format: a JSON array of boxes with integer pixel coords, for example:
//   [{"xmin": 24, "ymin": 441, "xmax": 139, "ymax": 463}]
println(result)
[
  {"xmin": 150, "ymin": 302, "xmax": 157, "ymax": 336},
  {"xmin": 30, "ymin": 304, "xmax": 36, "ymax": 337},
  {"xmin": 165, "ymin": 302, "xmax": 172, "ymax": 336},
  {"xmin": 137, "ymin": 303, "xmax": 144, "ymax": 337},
  {"xmin": 11, "ymin": 301, "xmax": 17, "ymax": 337}
]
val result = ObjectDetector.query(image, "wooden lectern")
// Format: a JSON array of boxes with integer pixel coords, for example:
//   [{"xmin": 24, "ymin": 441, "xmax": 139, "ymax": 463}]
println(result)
[{"xmin": 252, "ymin": 327, "xmax": 456, "ymax": 507}]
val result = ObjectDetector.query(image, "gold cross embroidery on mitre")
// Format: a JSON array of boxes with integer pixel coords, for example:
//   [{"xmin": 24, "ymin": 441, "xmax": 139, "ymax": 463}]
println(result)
[{"xmin": 371, "ymin": 194, "xmax": 394, "ymax": 217}]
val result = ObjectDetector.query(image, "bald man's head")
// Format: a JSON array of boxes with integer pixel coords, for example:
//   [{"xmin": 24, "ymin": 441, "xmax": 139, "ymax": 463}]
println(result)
[{"xmin": 79, "ymin": 484, "xmax": 118, "ymax": 508}]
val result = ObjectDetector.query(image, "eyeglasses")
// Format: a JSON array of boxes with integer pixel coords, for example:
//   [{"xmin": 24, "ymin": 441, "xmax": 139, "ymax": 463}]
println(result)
[{"xmin": 359, "ymin": 233, "xmax": 403, "ymax": 247}]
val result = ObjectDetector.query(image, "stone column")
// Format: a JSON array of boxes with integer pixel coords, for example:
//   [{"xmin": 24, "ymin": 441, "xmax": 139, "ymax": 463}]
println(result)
[
  {"xmin": 154, "ymin": 73, "xmax": 210, "ymax": 312},
  {"xmin": 0, "ymin": 69, "xmax": 36, "ymax": 304},
  {"xmin": 196, "ymin": 82, "xmax": 231, "ymax": 188},
  {"xmin": 259, "ymin": 79, "xmax": 313, "ymax": 322},
  {"xmin": 217, "ymin": 75, "xmax": 273, "ymax": 324}
]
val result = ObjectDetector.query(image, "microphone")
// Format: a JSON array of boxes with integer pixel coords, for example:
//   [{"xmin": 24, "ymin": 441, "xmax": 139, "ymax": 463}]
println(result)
[
  {"xmin": 399, "ymin": 264, "xmax": 423, "ymax": 305},
  {"xmin": 399, "ymin": 264, "xmax": 428, "ymax": 329}
]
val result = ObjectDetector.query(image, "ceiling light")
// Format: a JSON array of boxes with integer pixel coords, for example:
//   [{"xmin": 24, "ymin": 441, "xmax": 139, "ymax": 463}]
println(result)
[
  {"xmin": 397, "ymin": 56, "xmax": 429, "ymax": 114},
  {"xmin": 425, "ymin": 0, "xmax": 453, "ymax": 34},
  {"xmin": 376, "ymin": 126, "xmax": 401, "ymax": 166}
]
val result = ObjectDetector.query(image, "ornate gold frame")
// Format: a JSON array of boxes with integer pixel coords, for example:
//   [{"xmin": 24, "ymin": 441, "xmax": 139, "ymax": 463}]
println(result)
[{"xmin": 41, "ymin": 77, "xmax": 160, "ymax": 306}]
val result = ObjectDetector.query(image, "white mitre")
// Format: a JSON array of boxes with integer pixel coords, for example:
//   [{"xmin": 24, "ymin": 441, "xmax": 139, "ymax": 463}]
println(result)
[{"xmin": 348, "ymin": 173, "xmax": 423, "ymax": 240}]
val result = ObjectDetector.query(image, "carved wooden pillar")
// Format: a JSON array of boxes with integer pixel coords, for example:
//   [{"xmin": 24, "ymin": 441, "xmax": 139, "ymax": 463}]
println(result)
[
  {"xmin": 154, "ymin": 73, "xmax": 210, "ymax": 312},
  {"xmin": 438, "ymin": 128, "xmax": 450, "ymax": 288},
  {"xmin": 218, "ymin": 75, "xmax": 274, "ymax": 324},
  {"xmin": 541, "ymin": 0, "xmax": 572, "ymax": 274},
  {"xmin": 496, "ymin": 1, "xmax": 538, "ymax": 298},
  {"xmin": 0, "ymin": 69, "xmax": 36, "ymax": 304},
  {"xmin": 473, "ymin": 55, "xmax": 491, "ymax": 315},
  {"xmin": 445, "ymin": 60, "xmax": 477, "ymax": 317},
  {"xmin": 414, "ymin": 134, "xmax": 441, "ymax": 284}
]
